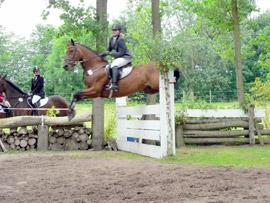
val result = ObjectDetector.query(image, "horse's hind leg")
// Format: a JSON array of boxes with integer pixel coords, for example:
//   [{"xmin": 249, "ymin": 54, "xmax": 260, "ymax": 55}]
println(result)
[{"xmin": 143, "ymin": 86, "xmax": 159, "ymax": 94}]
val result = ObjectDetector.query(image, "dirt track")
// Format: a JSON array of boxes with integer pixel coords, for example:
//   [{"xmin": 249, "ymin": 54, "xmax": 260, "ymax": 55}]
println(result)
[{"xmin": 0, "ymin": 153, "xmax": 270, "ymax": 203}]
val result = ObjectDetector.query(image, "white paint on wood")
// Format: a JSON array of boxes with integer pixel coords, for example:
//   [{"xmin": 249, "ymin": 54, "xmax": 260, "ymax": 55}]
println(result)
[
  {"xmin": 118, "ymin": 128, "xmax": 160, "ymax": 141},
  {"xmin": 117, "ymin": 139, "xmax": 162, "ymax": 159},
  {"xmin": 117, "ymin": 120, "xmax": 161, "ymax": 130},
  {"xmin": 116, "ymin": 71, "xmax": 175, "ymax": 159},
  {"xmin": 117, "ymin": 104, "xmax": 160, "ymax": 118},
  {"xmin": 182, "ymin": 109, "xmax": 265, "ymax": 118}
]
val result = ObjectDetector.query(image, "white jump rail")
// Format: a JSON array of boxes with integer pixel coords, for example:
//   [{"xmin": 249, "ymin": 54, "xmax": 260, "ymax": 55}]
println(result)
[{"xmin": 116, "ymin": 70, "xmax": 176, "ymax": 159}]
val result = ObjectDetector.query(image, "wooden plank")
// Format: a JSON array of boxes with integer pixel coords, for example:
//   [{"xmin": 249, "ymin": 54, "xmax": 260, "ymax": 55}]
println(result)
[
  {"xmin": 0, "ymin": 138, "xmax": 7, "ymax": 152},
  {"xmin": 118, "ymin": 128, "xmax": 160, "ymax": 141},
  {"xmin": 248, "ymin": 106, "xmax": 255, "ymax": 145},
  {"xmin": 181, "ymin": 108, "xmax": 265, "ymax": 118},
  {"xmin": 183, "ymin": 130, "xmax": 249, "ymax": 138},
  {"xmin": 184, "ymin": 137, "xmax": 249, "ymax": 144},
  {"xmin": 0, "ymin": 113, "xmax": 91, "ymax": 128},
  {"xmin": 117, "ymin": 105, "xmax": 160, "ymax": 118},
  {"xmin": 37, "ymin": 125, "xmax": 49, "ymax": 150},
  {"xmin": 184, "ymin": 118, "xmax": 248, "ymax": 124},
  {"xmin": 183, "ymin": 120, "xmax": 249, "ymax": 130},
  {"xmin": 117, "ymin": 120, "xmax": 160, "ymax": 130},
  {"xmin": 257, "ymin": 129, "xmax": 270, "ymax": 135},
  {"xmin": 175, "ymin": 125, "xmax": 185, "ymax": 147},
  {"xmin": 117, "ymin": 139, "xmax": 163, "ymax": 159}
]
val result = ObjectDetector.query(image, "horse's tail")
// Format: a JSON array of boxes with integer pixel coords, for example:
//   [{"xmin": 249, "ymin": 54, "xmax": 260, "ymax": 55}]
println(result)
[{"xmin": 173, "ymin": 69, "xmax": 181, "ymax": 82}]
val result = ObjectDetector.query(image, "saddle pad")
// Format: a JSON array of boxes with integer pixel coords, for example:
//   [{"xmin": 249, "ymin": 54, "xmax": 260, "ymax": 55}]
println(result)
[
  {"xmin": 119, "ymin": 65, "xmax": 133, "ymax": 80},
  {"xmin": 38, "ymin": 97, "xmax": 49, "ymax": 107}
]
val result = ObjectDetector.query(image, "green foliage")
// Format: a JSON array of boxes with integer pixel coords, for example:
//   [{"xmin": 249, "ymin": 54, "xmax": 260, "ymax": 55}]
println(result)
[
  {"xmin": 250, "ymin": 76, "xmax": 270, "ymax": 105},
  {"xmin": 46, "ymin": 105, "xmax": 60, "ymax": 117}
]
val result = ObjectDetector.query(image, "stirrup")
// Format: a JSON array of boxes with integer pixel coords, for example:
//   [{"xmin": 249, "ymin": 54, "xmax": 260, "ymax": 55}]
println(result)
[{"xmin": 106, "ymin": 84, "xmax": 118, "ymax": 92}]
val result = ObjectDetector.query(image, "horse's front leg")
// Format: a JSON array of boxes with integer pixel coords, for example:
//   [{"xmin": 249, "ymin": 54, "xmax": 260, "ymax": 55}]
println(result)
[{"xmin": 68, "ymin": 87, "xmax": 101, "ymax": 120}]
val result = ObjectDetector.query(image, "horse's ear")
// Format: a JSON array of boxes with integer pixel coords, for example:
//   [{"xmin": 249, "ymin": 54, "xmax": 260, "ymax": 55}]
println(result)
[
  {"xmin": 3, "ymin": 74, "xmax": 7, "ymax": 79},
  {"xmin": 71, "ymin": 39, "xmax": 75, "ymax": 45}
]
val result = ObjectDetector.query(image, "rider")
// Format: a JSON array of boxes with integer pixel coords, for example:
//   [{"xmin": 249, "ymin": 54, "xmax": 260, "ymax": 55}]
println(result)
[
  {"xmin": 30, "ymin": 67, "xmax": 45, "ymax": 108},
  {"xmin": 0, "ymin": 91, "xmax": 11, "ymax": 116},
  {"xmin": 99, "ymin": 24, "xmax": 132, "ymax": 91}
]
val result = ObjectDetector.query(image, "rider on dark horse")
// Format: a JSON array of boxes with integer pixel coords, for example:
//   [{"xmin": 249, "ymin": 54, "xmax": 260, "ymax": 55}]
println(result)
[
  {"xmin": 0, "ymin": 91, "xmax": 11, "ymax": 117},
  {"xmin": 99, "ymin": 24, "xmax": 132, "ymax": 92},
  {"xmin": 30, "ymin": 67, "xmax": 45, "ymax": 109}
]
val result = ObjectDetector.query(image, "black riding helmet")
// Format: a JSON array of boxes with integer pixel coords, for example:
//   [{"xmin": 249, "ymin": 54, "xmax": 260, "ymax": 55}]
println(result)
[
  {"xmin": 33, "ymin": 66, "xmax": 40, "ymax": 73},
  {"xmin": 112, "ymin": 24, "xmax": 122, "ymax": 31}
]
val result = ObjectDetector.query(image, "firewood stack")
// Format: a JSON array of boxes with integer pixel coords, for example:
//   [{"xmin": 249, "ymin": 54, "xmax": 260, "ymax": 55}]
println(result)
[
  {"xmin": 0, "ymin": 128, "xmax": 38, "ymax": 151},
  {"xmin": 0, "ymin": 126, "xmax": 92, "ymax": 151},
  {"xmin": 48, "ymin": 126, "xmax": 92, "ymax": 151}
]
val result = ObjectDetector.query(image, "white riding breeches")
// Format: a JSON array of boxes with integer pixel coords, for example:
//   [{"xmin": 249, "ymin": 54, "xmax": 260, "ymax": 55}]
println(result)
[
  {"xmin": 111, "ymin": 57, "xmax": 131, "ymax": 68},
  {"xmin": 32, "ymin": 95, "xmax": 41, "ymax": 104},
  {"xmin": 0, "ymin": 105, "xmax": 4, "ymax": 113}
]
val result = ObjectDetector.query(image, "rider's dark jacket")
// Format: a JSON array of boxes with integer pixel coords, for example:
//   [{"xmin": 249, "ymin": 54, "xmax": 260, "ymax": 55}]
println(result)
[
  {"xmin": 31, "ymin": 75, "xmax": 45, "ymax": 98},
  {"xmin": 107, "ymin": 34, "xmax": 132, "ymax": 58}
]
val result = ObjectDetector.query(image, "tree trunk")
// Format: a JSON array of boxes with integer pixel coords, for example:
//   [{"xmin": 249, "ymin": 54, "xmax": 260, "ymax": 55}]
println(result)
[
  {"xmin": 147, "ymin": 0, "xmax": 161, "ymax": 105},
  {"xmin": 231, "ymin": 0, "xmax": 244, "ymax": 105},
  {"xmin": 92, "ymin": 0, "xmax": 108, "ymax": 150}
]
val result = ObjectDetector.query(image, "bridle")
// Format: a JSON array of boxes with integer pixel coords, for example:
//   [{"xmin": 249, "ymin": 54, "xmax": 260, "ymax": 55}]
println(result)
[{"xmin": 68, "ymin": 43, "xmax": 108, "ymax": 76}]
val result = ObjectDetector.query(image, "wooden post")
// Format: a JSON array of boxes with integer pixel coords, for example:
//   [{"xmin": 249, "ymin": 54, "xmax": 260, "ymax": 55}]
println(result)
[
  {"xmin": 160, "ymin": 70, "xmax": 176, "ymax": 157},
  {"xmin": 37, "ymin": 125, "xmax": 49, "ymax": 150},
  {"xmin": 248, "ymin": 105, "xmax": 255, "ymax": 145},
  {"xmin": 175, "ymin": 124, "xmax": 185, "ymax": 147},
  {"xmin": 0, "ymin": 138, "xmax": 7, "ymax": 152}
]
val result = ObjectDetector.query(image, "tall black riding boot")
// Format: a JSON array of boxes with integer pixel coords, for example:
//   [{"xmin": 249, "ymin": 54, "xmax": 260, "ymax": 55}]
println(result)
[
  {"xmin": 32, "ymin": 103, "xmax": 38, "ymax": 116},
  {"xmin": 106, "ymin": 67, "xmax": 119, "ymax": 91}
]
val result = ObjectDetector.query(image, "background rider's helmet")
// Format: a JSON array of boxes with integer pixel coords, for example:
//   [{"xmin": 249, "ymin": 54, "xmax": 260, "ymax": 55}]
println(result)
[
  {"xmin": 112, "ymin": 24, "xmax": 122, "ymax": 31},
  {"xmin": 33, "ymin": 66, "xmax": 40, "ymax": 73}
]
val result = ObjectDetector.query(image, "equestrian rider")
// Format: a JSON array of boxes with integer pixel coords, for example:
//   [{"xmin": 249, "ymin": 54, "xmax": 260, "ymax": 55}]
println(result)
[
  {"xmin": 30, "ymin": 67, "xmax": 45, "ymax": 108},
  {"xmin": 0, "ymin": 91, "xmax": 11, "ymax": 116},
  {"xmin": 99, "ymin": 24, "xmax": 132, "ymax": 91}
]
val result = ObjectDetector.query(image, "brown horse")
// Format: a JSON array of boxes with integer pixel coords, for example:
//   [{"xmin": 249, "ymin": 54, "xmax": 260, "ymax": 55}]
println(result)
[
  {"xmin": 63, "ymin": 39, "xmax": 163, "ymax": 116},
  {"xmin": 0, "ymin": 75, "xmax": 69, "ymax": 117},
  {"xmin": 64, "ymin": 40, "xmax": 161, "ymax": 98}
]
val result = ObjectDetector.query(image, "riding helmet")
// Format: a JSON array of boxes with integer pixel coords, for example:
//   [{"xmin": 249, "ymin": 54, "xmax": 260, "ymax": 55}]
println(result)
[
  {"xmin": 112, "ymin": 24, "xmax": 122, "ymax": 31},
  {"xmin": 33, "ymin": 66, "xmax": 40, "ymax": 73}
]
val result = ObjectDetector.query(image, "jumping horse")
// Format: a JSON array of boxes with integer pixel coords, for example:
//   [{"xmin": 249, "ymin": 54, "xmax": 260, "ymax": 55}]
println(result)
[
  {"xmin": 0, "ymin": 75, "xmax": 69, "ymax": 117},
  {"xmin": 63, "ymin": 39, "xmax": 179, "ymax": 118}
]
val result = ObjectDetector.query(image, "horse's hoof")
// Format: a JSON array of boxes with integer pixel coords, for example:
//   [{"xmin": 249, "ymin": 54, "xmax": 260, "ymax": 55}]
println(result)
[{"xmin": 68, "ymin": 109, "xmax": 76, "ymax": 121}]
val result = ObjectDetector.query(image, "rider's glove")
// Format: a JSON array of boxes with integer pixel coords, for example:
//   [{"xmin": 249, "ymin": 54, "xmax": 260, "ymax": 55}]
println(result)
[
  {"xmin": 99, "ymin": 51, "xmax": 110, "ymax": 57},
  {"xmin": 109, "ymin": 50, "xmax": 117, "ymax": 57}
]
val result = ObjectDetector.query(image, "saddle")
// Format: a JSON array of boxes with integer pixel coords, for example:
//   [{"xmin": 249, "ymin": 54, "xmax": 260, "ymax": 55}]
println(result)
[
  {"xmin": 106, "ymin": 63, "xmax": 133, "ymax": 81},
  {"xmin": 28, "ymin": 96, "xmax": 49, "ymax": 108}
]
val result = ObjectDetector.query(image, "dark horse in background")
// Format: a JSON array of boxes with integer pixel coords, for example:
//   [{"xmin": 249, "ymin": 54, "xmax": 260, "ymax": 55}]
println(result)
[
  {"xmin": 0, "ymin": 75, "xmax": 69, "ymax": 117},
  {"xmin": 63, "ymin": 39, "xmax": 180, "ymax": 118}
]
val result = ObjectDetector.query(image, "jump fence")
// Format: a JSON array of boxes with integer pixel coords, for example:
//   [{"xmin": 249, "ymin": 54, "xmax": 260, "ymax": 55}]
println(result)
[{"xmin": 175, "ymin": 106, "xmax": 267, "ymax": 146}]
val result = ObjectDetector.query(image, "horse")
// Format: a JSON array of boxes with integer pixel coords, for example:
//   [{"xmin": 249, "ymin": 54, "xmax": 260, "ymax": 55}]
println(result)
[
  {"xmin": 63, "ymin": 39, "xmax": 179, "ymax": 118},
  {"xmin": 0, "ymin": 75, "xmax": 69, "ymax": 117}
]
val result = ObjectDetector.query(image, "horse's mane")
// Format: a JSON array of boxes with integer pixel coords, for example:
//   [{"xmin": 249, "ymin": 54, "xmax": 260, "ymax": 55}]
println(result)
[
  {"xmin": 76, "ymin": 43, "xmax": 109, "ymax": 63},
  {"xmin": 5, "ymin": 78, "xmax": 27, "ymax": 95},
  {"xmin": 76, "ymin": 43, "xmax": 100, "ymax": 55}
]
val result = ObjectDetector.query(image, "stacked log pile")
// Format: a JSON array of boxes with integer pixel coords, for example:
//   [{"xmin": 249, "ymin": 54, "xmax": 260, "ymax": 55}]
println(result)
[
  {"xmin": 176, "ymin": 118, "xmax": 252, "ymax": 146},
  {"xmin": 0, "ymin": 128, "xmax": 38, "ymax": 151},
  {"xmin": 48, "ymin": 126, "xmax": 92, "ymax": 151},
  {"xmin": 0, "ymin": 126, "xmax": 92, "ymax": 151}
]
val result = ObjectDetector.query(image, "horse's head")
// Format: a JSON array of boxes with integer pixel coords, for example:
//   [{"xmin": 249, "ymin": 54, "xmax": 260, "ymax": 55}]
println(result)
[
  {"xmin": 63, "ymin": 39, "xmax": 81, "ymax": 71},
  {"xmin": 0, "ymin": 75, "xmax": 7, "ymax": 94}
]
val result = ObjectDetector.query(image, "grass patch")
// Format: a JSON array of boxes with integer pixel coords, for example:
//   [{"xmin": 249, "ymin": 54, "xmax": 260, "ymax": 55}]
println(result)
[
  {"xmin": 2, "ymin": 146, "xmax": 270, "ymax": 168},
  {"xmin": 163, "ymin": 146, "xmax": 270, "ymax": 167}
]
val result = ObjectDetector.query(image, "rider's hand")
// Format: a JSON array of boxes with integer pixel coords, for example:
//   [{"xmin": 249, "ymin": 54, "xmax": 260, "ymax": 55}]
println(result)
[
  {"xmin": 99, "ymin": 51, "xmax": 109, "ymax": 57},
  {"xmin": 109, "ymin": 50, "xmax": 117, "ymax": 57},
  {"xmin": 28, "ymin": 92, "xmax": 33, "ymax": 96}
]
